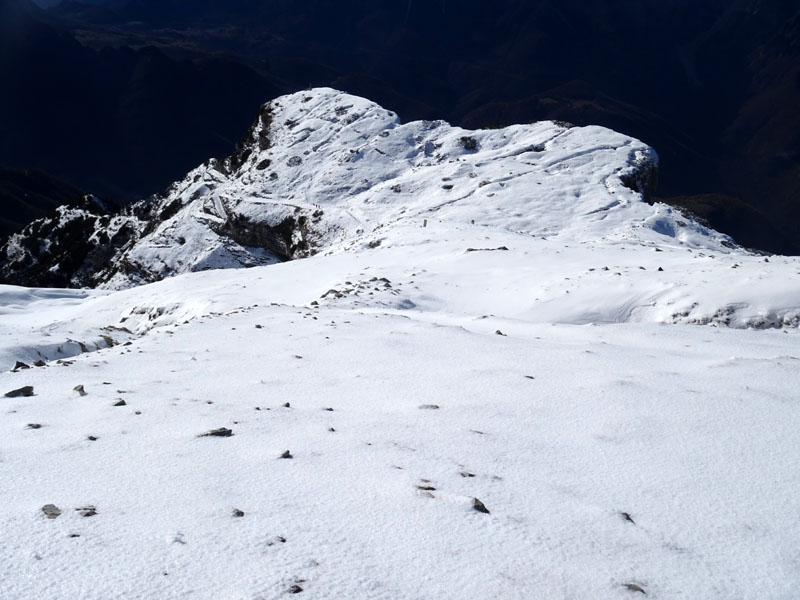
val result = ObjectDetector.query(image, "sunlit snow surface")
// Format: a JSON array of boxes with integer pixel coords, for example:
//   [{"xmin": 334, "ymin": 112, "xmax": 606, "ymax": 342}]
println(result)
[{"xmin": 2, "ymin": 89, "xmax": 800, "ymax": 599}]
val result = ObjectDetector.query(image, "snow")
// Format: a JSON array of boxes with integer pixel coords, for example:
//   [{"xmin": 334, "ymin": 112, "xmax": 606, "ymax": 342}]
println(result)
[{"xmin": 2, "ymin": 88, "xmax": 800, "ymax": 599}]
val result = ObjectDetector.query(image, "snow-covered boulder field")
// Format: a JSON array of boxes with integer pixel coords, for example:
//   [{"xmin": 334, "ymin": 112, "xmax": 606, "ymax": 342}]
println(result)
[{"xmin": 2, "ymin": 89, "xmax": 800, "ymax": 599}]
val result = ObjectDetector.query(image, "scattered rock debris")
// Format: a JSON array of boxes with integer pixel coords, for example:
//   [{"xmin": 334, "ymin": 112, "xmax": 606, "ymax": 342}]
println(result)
[
  {"xmin": 12, "ymin": 361, "xmax": 30, "ymax": 371},
  {"xmin": 623, "ymin": 583, "xmax": 646, "ymax": 594},
  {"xmin": 466, "ymin": 246, "xmax": 509, "ymax": 253},
  {"xmin": 232, "ymin": 509, "xmax": 245, "ymax": 518},
  {"xmin": 41, "ymin": 504, "xmax": 62, "ymax": 519},
  {"xmin": 73, "ymin": 384, "xmax": 87, "ymax": 396},
  {"xmin": 5, "ymin": 386, "xmax": 34, "ymax": 398},
  {"xmin": 200, "ymin": 428, "xmax": 233, "ymax": 438},
  {"xmin": 113, "ymin": 399, "xmax": 127, "ymax": 407},
  {"xmin": 621, "ymin": 512, "xmax": 636, "ymax": 524},
  {"xmin": 33, "ymin": 360, "xmax": 46, "ymax": 367},
  {"xmin": 280, "ymin": 450, "xmax": 293, "ymax": 459},
  {"xmin": 87, "ymin": 436, "xmax": 98, "ymax": 442},
  {"xmin": 472, "ymin": 498, "xmax": 490, "ymax": 514},
  {"xmin": 77, "ymin": 506, "xmax": 97, "ymax": 518},
  {"xmin": 418, "ymin": 404, "xmax": 440, "ymax": 410},
  {"xmin": 289, "ymin": 584, "xmax": 303, "ymax": 594},
  {"xmin": 26, "ymin": 423, "xmax": 42, "ymax": 430}
]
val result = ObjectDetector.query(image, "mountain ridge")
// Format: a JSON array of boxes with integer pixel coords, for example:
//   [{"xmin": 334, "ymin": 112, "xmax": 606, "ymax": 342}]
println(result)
[{"xmin": 1, "ymin": 88, "xmax": 723, "ymax": 290}]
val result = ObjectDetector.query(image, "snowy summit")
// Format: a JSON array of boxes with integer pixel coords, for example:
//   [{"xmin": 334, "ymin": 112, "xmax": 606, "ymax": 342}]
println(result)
[{"xmin": 1, "ymin": 89, "xmax": 800, "ymax": 599}]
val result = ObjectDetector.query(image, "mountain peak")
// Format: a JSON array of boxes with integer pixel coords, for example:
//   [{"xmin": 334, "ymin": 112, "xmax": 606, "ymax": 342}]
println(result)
[{"xmin": 1, "ymin": 88, "xmax": 737, "ymax": 290}]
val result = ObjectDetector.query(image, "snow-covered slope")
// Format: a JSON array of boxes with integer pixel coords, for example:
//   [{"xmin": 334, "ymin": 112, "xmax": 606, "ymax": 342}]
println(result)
[
  {"xmin": 2, "ymin": 267, "xmax": 800, "ymax": 600},
  {"xmin": 2, "ymin": 89, "xmax": 800, "ymax": 599}
]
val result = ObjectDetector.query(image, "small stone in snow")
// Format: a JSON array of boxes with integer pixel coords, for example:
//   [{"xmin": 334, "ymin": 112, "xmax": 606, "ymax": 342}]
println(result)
[
  {"xmin": 621, "ymin": 511, "xmax": 636, "ymax": 524},
  {"xmin": 472, "ymin": 498, "xmax": 490, "ymax": 514},
  {"xmin": 283, "ymin": 402, "xmax": 291, "ymax": 408},
  {"xmin": 77, "ymin": 506, "xmax": 97, "ymax": 517},
  {"xmin": 418, "ymin": 404, "xmax": 440, "ymax": 410},
  {"xmin": 289, "ymin": 585, "xmax": 303, "ymax": 594},
  {"xmin": 42, "ymin": 504, "xmax": 62, "ymax": 519},
  {"xmin": 328, "ymin": 427, "xmax": 336, "ymax": 432},
  {"xmin": 199, "ymin": 428, "xmax": 233, "ymax": 437},
  {"xmin": 623, "ymin": 583, "xmax": 646, "ymax": 594},
  {"xmin": 88, "ymin": 436, "xmax": 98, "ymax": 441},
  {"xmin": 26, "ymin": 423, "xmax": 42, "ymax": 430},
  {"xmin": 5, "ymin": 386, "xmax": 34, "ymax": 398},
  {"xmin": 113, "ymin": 399, "xmax": 127, "ymax": 407},
  {"xmin": 323, "ymin": 407, "xmax": 334, "ymax": 411},
  {"xmin": 232, "ymin": 509, "xmax": 245, "ymax": 518},
  {"xmin": 73, "ymin": 384, "xmax": 87, "ymax": 396},
  {"xmin": 495, "ymin": 330, "xmax": 506, "ymax": 336},
  {"xmin": 280, "ymin": 450, "xmax": 293, "ymax": 459},
  {"xmin": 33, "ymin": 360, "xmax": 46, "ymax": 367},
  {"xmin": 13, "ymin": 361, "xmax": 30, "ymax": 371}
]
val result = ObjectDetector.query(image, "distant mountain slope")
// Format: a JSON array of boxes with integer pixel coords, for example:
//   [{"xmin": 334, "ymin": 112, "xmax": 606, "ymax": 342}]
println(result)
[
  {"xmin": 0, "ymin": 166, "xmax": 84, "ymax": 237},
  {"xmin": 0, "ymin": 0, "xmax": 279, "ymax": 202}
]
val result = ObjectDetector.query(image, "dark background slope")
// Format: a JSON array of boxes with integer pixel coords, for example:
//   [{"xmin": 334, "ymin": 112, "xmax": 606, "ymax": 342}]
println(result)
[{"xmin": 3, "ymin": 0, "xmax": 799, "ymax": 253}]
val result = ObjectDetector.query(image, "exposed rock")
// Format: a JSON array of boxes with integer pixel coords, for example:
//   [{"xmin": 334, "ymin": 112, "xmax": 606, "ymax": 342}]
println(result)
[
  {"xmin": 113, "ymin": 399, "xmax": 127, "ymax": 407},
  {"xmin": 26, "ymin": 423, "xmax": 42, "ymax": 430},
  {"xmin": 41, "ymin": 504, "xmax": 62, "ymax": 519},
  {"xmin": 5, "ymin": 386, "xmax": 34, "ymax": 398},
  {"xmin": 73, "ymin": 384, "xmax": 87, "ymax": 396},
  {"xmin": 418, "ymin": 404, "xmax": 440, "ymax": 410},
  {"xmin": 200, "ymin": 427, "xmax": 233, "ymax": 438},
  {"xmin": 12, "ymin": 361, "xmax": 30, "ymax": 371},
  {"xmin": 76, "ymin": 506, "xmax": 97, "ymax": 517},
  {"xmin": 33, "ymin": 360, "xmax": 46, "ymax": 367},
  {"xmin": 289, "ymin": 585, "xmax": 303, "ymax": 594},
  {"xmin": 279, "ymin": 450, "xmax": 293, "ymax": 459},
  {"xmin": 232, "ymin": 509, "xmax": 245, "ymax": 518},
  {"xmin": 472, "ymin": 498, "xmax": 490, "ymax": 514},
  {"xmin": 623, "ymin": 583, "xmax": 646, "ymax": 594}
]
